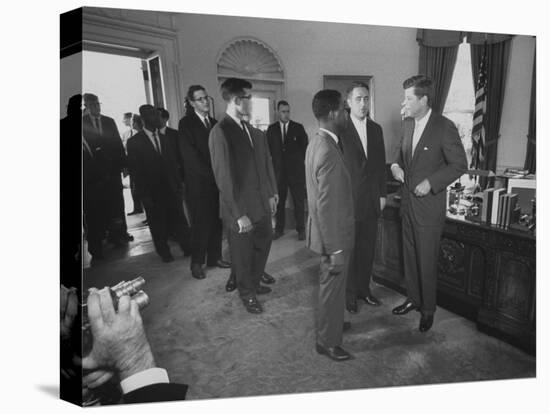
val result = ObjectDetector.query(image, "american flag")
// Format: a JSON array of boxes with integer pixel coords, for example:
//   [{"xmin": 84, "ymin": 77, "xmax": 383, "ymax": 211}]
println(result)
[{"xmin": 470, "ymin": 43, "xmax": 488, "ymax": 170}]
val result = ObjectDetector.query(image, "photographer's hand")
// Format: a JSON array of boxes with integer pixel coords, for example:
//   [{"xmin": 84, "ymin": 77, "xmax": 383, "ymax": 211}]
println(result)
[{"xmin": 82, "ymin": 288, "xmax": 156, "ymax": 381}]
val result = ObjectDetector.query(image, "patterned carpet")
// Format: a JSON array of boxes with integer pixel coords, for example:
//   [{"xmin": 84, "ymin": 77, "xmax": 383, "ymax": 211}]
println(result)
[{"xmin": 83, "ymin": 234, "xmax": 535, "ymax": 401}]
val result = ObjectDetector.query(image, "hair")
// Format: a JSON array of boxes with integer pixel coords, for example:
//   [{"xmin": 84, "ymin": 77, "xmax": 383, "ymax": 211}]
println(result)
[
  {"xmin": 123, "ymin": 112, "xmax": 132, "ymax": 119},
  {"xmin": 277, "ymin": 100, "xmax": 290, "ymax": 110},
  {"xmin": 312, "ymin": 89, "xmax": 342, "ymax": 121},
  {"xmin": 157, "ymin": 107, "xmax": 170, "ymax": 120},
  {"xmin": 83, "ymin": 93, "xmax": 99, "ymax": 105},
  {"xmin": 138, "ymin": 104, "xmax": 155, "ymax": 117},
  {"xmin": 345, "ymin": 81, "xmax": 370, "ymax": 98},
  {"xmin": 402, "ymin": 75, "xmax": 433, "ymax": 107},
  {"xmin": 220, "ymin": 78, "xmax": 252, "ymax": 102},
  {"xmin": 186, "ymin": 85, "xmax": 206, "ymax": 103}
]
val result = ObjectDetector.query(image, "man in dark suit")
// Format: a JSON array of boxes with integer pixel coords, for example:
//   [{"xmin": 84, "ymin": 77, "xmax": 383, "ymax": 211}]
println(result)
[
  {"xmin": 209, "ymin": 78, "xmax": 278, "ymax": 314},
  {"xmin": 126, "ymin": 105, "xmax": 191, "ymax": 263},
  {"xmin": 266, "ymin": 100, "xmax": 308, "ymax": 240},
  {"xmin": 306, "ymin": 90, "xmax": 355, "ymax": 361},
  {"xmin": 82, "ymin": 93, "xmax": 133, "ymax": 245},
  {"xmin": 178, "ymin": 85, "xmax": 231, "ymax": 280},
  {"xmin": 391, "ymin": 75, "xmax": 467, "ymax": 332},
  {"xmin": 341, "ymin": 82, "xmax": 386, "ymax": 314}
]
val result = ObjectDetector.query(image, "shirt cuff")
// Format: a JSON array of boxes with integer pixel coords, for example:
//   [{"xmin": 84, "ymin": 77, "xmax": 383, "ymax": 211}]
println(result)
[
  {"xmin": 120, "ymin": 368, "xmax": 169, "ymax": 394},
  {"xmin": 390, "ymin": 163, "xmax": 400, "ymax": 170}
]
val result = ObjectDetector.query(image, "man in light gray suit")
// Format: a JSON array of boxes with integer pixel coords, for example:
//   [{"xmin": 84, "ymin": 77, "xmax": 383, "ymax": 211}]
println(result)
[{"xmin": 306, "ymin": 90, "xmax": 355, "ymax": 361}]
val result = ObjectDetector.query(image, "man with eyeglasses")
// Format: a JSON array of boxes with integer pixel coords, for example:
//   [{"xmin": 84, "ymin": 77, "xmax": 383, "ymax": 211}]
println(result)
[
  {"xmin": 82, "ymin": 93, "xmax": 133, "ymax": 248},
  {"xmin": 209, "ymin": 78, "xmax": 278, "ymax": 314},
  {"xmin": 178, "ymin": 86, "xmax": 230, "ymax": 280}
]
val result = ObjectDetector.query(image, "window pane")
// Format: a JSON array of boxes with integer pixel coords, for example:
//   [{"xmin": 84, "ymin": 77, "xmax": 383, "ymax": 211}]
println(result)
[{"xmin": 250, "ymin": 97, "xmax": 270, "ymax": 131}]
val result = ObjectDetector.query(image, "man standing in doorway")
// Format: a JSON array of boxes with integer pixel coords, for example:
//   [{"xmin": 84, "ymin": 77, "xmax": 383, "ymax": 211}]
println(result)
[
  {"xmin": 267, "ymin": 100, "xmax": 308, "ymax": 240},
  {"xmin": 209, "ymin": 78, "xmax": 278, "ymax": 314},
  {"xmin": 178, "ymin": 85, "xmax": 231, "ymax": 280},
  {"xmin": 391, "ymin": 75, "xmax": 467, "ymax": 332},
  {"xmin": 341, "ymin": 82, "xmax": 386, "ymax": 314},
  {"xmin": 306, "ymin": 89, "xmax": 355, "ymax": 361}
]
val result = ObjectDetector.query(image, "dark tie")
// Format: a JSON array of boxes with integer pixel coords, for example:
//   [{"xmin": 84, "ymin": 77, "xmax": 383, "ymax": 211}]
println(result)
[
  {"xmin": 241, "ymin": 121, "xmax": 253, "ymax": 147},
  {"xmin": 282, "ymin": 123, "xmax": 287, "ymax": 145},
  {"xmin": 152, "ymin": 130, "xmax": 161, "ymax": 154},
  {"xmin": 204, "ymin": 117, "xmax": 211, "ymax": 130},
  {"xmin": 337, "ymin": 137, "xmax": 344, "ymax": 154}
]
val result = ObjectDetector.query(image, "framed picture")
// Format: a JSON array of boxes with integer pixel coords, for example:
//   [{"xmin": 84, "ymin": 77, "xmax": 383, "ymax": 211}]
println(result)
[{"xmin": 323, "ymin": 75, "xmax": 375, "ymax": 120}]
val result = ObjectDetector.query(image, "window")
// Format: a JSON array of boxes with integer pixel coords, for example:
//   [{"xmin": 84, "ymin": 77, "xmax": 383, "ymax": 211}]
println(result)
[
  {"xmin": 249, "ymin": 97, "xmax": 271, "ymax": 131},
  {"xmin": 443, "ymin": 38, "xmax": 475, "ymax": 188}
]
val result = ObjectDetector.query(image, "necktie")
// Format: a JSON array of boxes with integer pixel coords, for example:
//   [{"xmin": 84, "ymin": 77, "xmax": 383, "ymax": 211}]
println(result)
[
  {"xmin": 282, "ymin": 123, "xmax": 287, "ymax": 145},
  {"xmin": 241, "ymin": 121, "xmax": 253, "ymax": 147},
  {"xmin": 152, "ymin": 130, "xmax": 161, "ymax": 154},
  {"xmin": 337, "ymin": 137, "xmax": 344, "ymax": 154},
  {"xmin": 204, "ymin": 117, "xmax": 211, "ymax": 130}
]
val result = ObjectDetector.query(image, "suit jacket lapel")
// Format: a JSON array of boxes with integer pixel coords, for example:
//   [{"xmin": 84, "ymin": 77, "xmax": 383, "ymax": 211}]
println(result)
[
  {"xmin": 349, "ymin": 120, "xmax": 367, "ymax": 163},
  {"xmin": 403, "ymin": 118, "xmax": 414, "ymax": 167},
  {"xmin": 411, "ymin": 113, "xmax": 435, "ymax": 167}
]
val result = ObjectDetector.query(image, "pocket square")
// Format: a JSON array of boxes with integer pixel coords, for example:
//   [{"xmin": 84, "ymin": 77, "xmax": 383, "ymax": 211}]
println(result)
[{"xmin": 423, "ymin": 147, "xmax": 429, "ymax": 150}]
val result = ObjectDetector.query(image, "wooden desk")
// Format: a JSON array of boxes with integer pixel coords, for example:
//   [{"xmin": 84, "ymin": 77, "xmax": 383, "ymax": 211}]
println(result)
[{"xmin": 372, "ymin": 194, "xmax": 536, "ymax": 354}]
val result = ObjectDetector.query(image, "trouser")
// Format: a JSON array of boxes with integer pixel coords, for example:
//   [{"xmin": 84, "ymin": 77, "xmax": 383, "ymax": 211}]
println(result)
[
  {"xmin": 275, "ymin": 174, "xmax": 306, "ymax": 232},
  {"xmin": 188, "ymin": 185, "xmax": 222, "ymax": 266},
  {"xmin": 144, "ymin": 194, "xmax": 191, "ymax": 258},
  {"xmin": 401, "ymin": 212, "xmax": 443, "ymax": 315},
  {"xmin": 346, "ymin": 215, "xmax": 378, "ymax": 301},
  {"xmin": 227, "ymin": 215, "xmax": 272, "ymax": 299},
  {"xmin": 317, "ymin": 250, "xmax": 350, "ymax": 348},
  {"xmin": 129, "ymin": 175, "xmax": 143, "ymax": 213}
]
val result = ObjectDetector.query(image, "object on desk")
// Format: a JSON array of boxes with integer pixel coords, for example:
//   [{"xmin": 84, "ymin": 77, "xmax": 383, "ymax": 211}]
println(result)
[
  {"xmin": 491, "ymin": 188, "xmax": 506, "ymax": 225},
  {"xmin": 507, "ymin": 178, "xmax": 536, "ymax": 215},
  {"xmin": 482, "ymin": 188, "xmax": 495, "ymax": 223}
]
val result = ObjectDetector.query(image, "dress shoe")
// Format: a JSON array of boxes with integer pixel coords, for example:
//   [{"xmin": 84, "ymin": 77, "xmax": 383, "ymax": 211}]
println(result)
[
  {"xmin": 298, "ymin": 230, "xmax": 306, "ymax": 241},
  {"xmin": 273, "ymin": 230, "xmax": 284, "ymax": 240},
  {"xmin": 225, "ymin": 273, "xmax": 237, "ymax": 292},
  {"xmin": 256, "ymin": 285, "xmax": 272, "ymax": 295},
  {"xmin": 161, "ymin": 253, "xmax": 174, "ymax": 263},
  {"xmin": 392, "ymin": 300, "xmax": 418, "ymax": 315},
  {"xmin": 123, "ymin": 233, "xmax": 134, "ymax": 242},
  {"xmin": 242, "ymin": 296, "xmax": 263, "ymax": 314},
  {"xmin": 142, "ymin": 220, "xmax": 148, "ymax": 226},
  {"xmin": 315, "ymin": 344, "xmax": 352, "ymax": 361},
  {"xmin": 361, "ymin": 294, "xmax": 381, "ymax": 307},
  {"xmin": 346, "ymin": 299, "xmax": 358, "ymax": 314},
  {"xmin": 191, "ymin": 263, "xmax": 206, "ymax": 280},
  {"xmin": 208, "ymin": 259, "xmax": 231, "ymax": 269},
  {"xmin": 419, "ymin": 313, "xmax": 434, "ymax": 332},
  {"xmin": 260, "ymin": 272, "xmax": 275, "ymax": 284},
  {"xmin": 343, "ymin": 321, "xmax": 352, "ymax": 332}
]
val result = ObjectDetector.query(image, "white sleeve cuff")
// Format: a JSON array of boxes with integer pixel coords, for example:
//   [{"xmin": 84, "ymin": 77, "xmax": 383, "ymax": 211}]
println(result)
[{"xmin": 120, "ymin": 368, "xmax": 169, "ymax": 394}]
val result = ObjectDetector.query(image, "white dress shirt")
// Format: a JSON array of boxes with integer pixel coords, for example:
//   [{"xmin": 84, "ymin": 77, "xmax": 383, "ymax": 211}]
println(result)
[
  {"xmin": 143, "ymin": 127, "xmax": 161, "ymax": 153},
  {"xmin": 195, "ymin": 109, "xmax": 210, "ymax": 128},
  {"xmin": 226, "ymin": 110, "xmax": 253, "ymax": 146},
  {"xmin": 120, "ymin": 367, "xmax": 170, "ymax": 394},
  {"xmin": 319, "ymin": 127, "xmax": 339, "ymax": 144},
  {"xmin": 411, "ymin": 108, "xmax": 432, "ymax": 156},
  {"xmin": 280, "ymin": 121, "xmax": 289, "ymax": 144},
  {"xmin": 350, "ymin": 115, "xmax": 368, "ymax": 158}
]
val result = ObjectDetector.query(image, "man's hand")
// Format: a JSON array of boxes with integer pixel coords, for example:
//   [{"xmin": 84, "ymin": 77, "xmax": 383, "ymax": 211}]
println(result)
[
  {"xmin": 82, "ymin": 288, "xmax": 156, "ymax": 381},
  {"xmin": 60, "ymin": 285, "xmax": 78, "ymax": 343},
  {"xmin": 380, "ymin": 197, "xmax": 387, "ymax": 212},
  {"xmin": 414, "ymin": 179, "xmax": 431, "ymax": 197},
  {"xmin": 269, "ymin": 197, "xmax": 277, "ymax": 216},
  {"xmin": 237, "ymin": 215, "xmax": 253, "ymax": 233},
  {"xmin": 328, "ymin": 251, "xmax": 345, "ymax": 276},
  {"xmin": 391, "ymin": 164, "xmax": 404, "ymax": 183},
  {"xmin": 83, "ymin": 369, "xmax": 115, "ymax": 390}
]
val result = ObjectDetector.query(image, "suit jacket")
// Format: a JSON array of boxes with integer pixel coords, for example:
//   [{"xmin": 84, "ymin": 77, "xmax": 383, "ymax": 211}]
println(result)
[
  {"xmin": 82, "ymin": 114, "xmax": 126, "ymax": 175},
  {"xmin": 266, "ymin": 120, "xmax": 308, "ymax": 184},
  {"xmin": 178, "ymin": 111, "xmax": 218, "ymax": 191},
  {"xmin": 163, "ymin": 126, "xmax": 185, "ymax": 181},
  {"xmin": 209, "ymin": 115, "xmax": 277, "ymax": 227},
  {"xmin": 123, "ymin": 383, "xmax": 188, "ymax": 404},
  {"xmin": 126, "ymin": 130, "xmax": 183, "ymax": 203},
  {"xmin": 341, "ymin": 117, "xmax": 386, "ymax": 221},
  {"xmin": 305, "ymin": 130, "xmax": 355, "ymax": 255},
  {"xmin": 393, "ymin": 112, "xmax": 467, "ymax": 226}
]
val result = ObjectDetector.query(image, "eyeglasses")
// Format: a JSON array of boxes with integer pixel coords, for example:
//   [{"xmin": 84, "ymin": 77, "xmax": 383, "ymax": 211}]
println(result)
[
  {"xmin": 193, "ymin": 96, "xmax": 210, "ymax": 102},
  {"xmin": 238, "ymin": 95, "xmax": 252, "ymax": 100}
]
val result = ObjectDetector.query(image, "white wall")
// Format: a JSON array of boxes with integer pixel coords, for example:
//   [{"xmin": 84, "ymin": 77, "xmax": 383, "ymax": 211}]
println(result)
[
  {"xmin": 174, "ymin": 13, "xmax": 418, "ymax": 160},
  {"xmin": 60, "ymin": 52, "xmax": 82, "ymax": 118},
  {"xmin": 497, "ymin": 35, "xmax": 536, "ymax": 173}
]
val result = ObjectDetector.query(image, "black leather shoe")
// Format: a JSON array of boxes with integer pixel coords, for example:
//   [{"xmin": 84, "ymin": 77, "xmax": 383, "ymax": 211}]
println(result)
[
  {"xmin": 392, "ymin": 300, "xmax": 418, "ymax": 315},
  {"xmin": 343, "ymin": 321, "xmax": 352, "ymax": 332},
  {"xmin": 256, "ymin": 285, "xmax": 272, "ymax": 295},
  {"xmin": 298, "ymin": 231, "xmax": 306, "ymax": 241},
  {"xmin": 242, "ymin": 296, "xmax": 263, "ymax": 314},
  {"xmin": 419, "ymin": 313, "xmax": 434, "ymax": 332},
  {"xmin": 346, "ymin": 299, "xmax": 358, "ymax": 314},
  {"xmin": 361, "ymin": 294, "xmax": 381, "ymax": 307},
  {"xmin": 191, "ymin": 263, "xmax": 206, "ymax": 280},
  {"xmin": 208, "ymin": 259, "xmax": 231, "ymax": 268},
  {"xmin": 225, "ymin": 273, "xmax": 237, "ymax": 292},
  {"xmin": 315, "ymin": 344, "xmax": 352, "ymax": 361},
  {"xmin": 161, "ymin": 253, "xmax": 174, "ymax": 263},
  {"xmin": 273, "ymin": 230, "xmax": 284, "ymax": 240},
  {"xmin": 124, "ymin": 233, "xmax": 134, "ymax": 242},
  {"xmin": 260, "ymin": 272, "xmax": 275, "ymax": 284}
]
